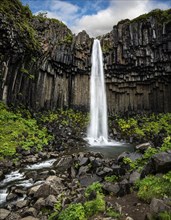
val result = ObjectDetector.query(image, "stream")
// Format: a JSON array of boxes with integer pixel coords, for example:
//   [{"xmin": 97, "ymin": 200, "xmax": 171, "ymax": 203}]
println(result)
[
  {"xmin": 0, "ymin": 142, "xmax": 133, "ymax": 207},
  {"xmin": 0, "ymin": 159, "xmax": 56, "ymax": 207}
]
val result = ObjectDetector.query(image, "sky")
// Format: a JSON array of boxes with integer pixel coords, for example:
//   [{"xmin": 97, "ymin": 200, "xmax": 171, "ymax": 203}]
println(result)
[{"xmin": 21, "ymin": 0, "xmax": 171, "ymax": 37}]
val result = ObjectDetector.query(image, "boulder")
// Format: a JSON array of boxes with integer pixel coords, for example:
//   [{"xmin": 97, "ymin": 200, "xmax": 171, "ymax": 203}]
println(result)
[
  {"xmin": 54, "ymin": 156, "xmax": 73, "ymax": 172},
  {"xmin": 141, "ymin": 152, "xmax": 171, "ymax": 177},
  {"xmin": 6, "ymin": 213, "xmax": 20, "ymax": 220},
  {"xmin": 16, "ymin": 200, "xmax": 28, "ymax": 209},
  {"xmin": 45, "ymin": 195, "xmax": 57, "ymax": 208},
  {"xmin": 103, "ymin": 182, "xmax": 120, "ymax": 195},
  {"xmin": 0, "ymin": 209, "xmax": 10, "ymax": 220},
  {"xmin": 152, "ymin": 152, "xmax": 171, "ymax": 173},
  {"xmin": 135, "ymin": 142, "xmax": 154, "ymax": 153},
  {"xmin": 118, "ymin": 152, "xmax": 142, "ymax": 163},
  {"xmin": 150, "ymin": 198, "xmax": 171, "ymax": 213},
  {"xmin": 129, "ymin": 171, "xmax": 140, "ymax": 184},
  {"xmin": 34, "ymin": 197, "xmax": 46, "ymax": 210},
  {"xmin": 22, "ymin": 207, "xmax": 37, "ymax": 217},
  {"xmin": 79, "ymin": 174, "xmax": 102, "ymax": 187}
]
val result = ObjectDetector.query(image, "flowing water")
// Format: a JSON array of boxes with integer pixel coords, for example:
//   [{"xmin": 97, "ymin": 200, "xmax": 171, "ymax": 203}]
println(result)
[
  {"xmin": 0, "ymin": 159, "xmax": 56, "ymax": 206},
  {"xmin": 87, "ymin": 39, "xmax": 127, "ymax": 149},
  {"xmin": 87, "ymin": 39, "xmax": 108, "ymax": 145}
]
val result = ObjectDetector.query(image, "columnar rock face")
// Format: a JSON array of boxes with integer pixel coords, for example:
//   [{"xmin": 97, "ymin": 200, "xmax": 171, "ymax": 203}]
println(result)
[{"xmin": 0, "ymin": 3, "xmax": 171, "ymax": 113}]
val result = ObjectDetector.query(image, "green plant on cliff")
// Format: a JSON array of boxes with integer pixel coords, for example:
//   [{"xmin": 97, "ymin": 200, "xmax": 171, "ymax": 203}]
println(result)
[
  {"xmin": 132, "ymin": 8, "xmax": 171, "ymax": 23},
  {"xmin": 0, "ymin": 102, "xmax": 53, "ymax": 158},
  {"xmin": 0, "ymin": 0, "xmax": 40, "ymax": 51}
]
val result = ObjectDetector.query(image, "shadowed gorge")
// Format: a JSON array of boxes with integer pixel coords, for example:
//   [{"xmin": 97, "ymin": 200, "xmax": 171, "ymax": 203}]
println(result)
[{"xmin": 0, "ymin": 1, "xmax": 171, "ymax": 113}]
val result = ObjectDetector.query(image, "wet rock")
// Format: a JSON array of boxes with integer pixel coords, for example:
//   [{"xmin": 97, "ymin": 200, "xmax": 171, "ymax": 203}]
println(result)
[
  {"xmin": 25, "ymin": 171, "xmax": 37, "ymax": 180},
  {"xmin": 0, "ymin": 209, "xmax": 10, "ymax": 220},
  {"xmin": 6, "ymin": 193, "xmax": 17, "ymax": 201},
  {"xmin": 135, "ymin": 142, "xmax": 154, "ymax": 153},
  {"xmin": 0, "ymin": 170, "xmax": 5, "ymax": 180}
]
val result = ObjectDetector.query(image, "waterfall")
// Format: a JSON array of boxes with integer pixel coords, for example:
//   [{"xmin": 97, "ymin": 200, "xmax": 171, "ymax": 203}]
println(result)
[{"xmin": 87, "ymin": 39, "xmax": 108, "ymax": 146}]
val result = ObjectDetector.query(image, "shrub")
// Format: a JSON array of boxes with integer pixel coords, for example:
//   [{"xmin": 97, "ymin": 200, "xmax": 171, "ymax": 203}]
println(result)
[
  {"xmin": 136, "ymin": 171, "xmax": 171, "ymax": 202},
  {"xmin": 104, "ymin": 175, "xmax": 118, "ymax": 183},
  {"xmin": 84, "ymin": 192, "xmax": 105, "ymax": 217},
  {"xmin": 58, "ymin": 203, "xmax": 86, "ymax": 220},
  {"xmin": 85, "ymin": 182, "xmax": 102, "ymax": 198}
]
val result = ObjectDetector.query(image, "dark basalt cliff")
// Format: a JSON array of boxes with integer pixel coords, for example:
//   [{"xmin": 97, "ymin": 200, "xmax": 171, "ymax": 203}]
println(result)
[{"xmin": 0, "ymin": 0, "xmax": 171, "ymax": 113}]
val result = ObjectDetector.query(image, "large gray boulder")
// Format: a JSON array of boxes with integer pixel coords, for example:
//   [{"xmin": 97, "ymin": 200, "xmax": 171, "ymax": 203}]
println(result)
[{"xmin": 141, "ymin": 152, "xmax": 171, "ymax": 178}]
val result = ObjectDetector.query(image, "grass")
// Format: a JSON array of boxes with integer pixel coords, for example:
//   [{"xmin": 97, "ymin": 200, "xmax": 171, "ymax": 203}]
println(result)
[
  {"xmin": 0, "ymin": 102, "xmax": 53, "ymax": 158},
  {"xmin": 136, "ymin": 171, "xmax": 171, "ymax": 203}
]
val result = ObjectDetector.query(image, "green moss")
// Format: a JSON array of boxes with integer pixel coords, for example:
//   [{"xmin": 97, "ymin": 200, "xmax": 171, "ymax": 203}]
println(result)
[
  {"xmin": 84, "ymin": 192, "xmax": 105, "ymax": 217},
  {"xmin": 115, "ymin": 113, "xmax": 171, "ymax": 141},
  {"xmin": 106, "ymin": 207, "xmax": 121, "ymax": 219},
  {"xmin": 136, "ymin": 171, "xmax": 171, "ymax": 202},
  {"xmin": 131, "ymin": 8, "xmax": 171, "ymax": 23},
  {"xmin": 85, "ymin": 182, "xmax": 103, "ymax": 198},
  {"xmin": 0, "ymin": 102, "xmax": 53, "ymax": 158},
  {"xmin": 0, "ymin": 0, "xmax": 40, "ymax": 52},
  {"xmin": 58, "ymin": 203, "xmax": 87, "ymax": 220},
  {"xmin": 104, "ymin": 175, "xmax": 118, "ymax": 183}
]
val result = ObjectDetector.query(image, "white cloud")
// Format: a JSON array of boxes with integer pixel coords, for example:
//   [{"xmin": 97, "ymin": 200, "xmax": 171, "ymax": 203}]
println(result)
[
  {"xmin": 71, "ymin": 0, "xmax": 170, "ymax": 37},
  {"xmin": 34, "ymin": 0, "xmax": 170, "ymax": 37}
]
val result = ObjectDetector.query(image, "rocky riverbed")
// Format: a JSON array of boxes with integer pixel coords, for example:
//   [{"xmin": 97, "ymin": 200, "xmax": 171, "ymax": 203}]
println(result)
[{"xmin": 0, "ymin": 143, "xmax": 171, "ymax": 220}]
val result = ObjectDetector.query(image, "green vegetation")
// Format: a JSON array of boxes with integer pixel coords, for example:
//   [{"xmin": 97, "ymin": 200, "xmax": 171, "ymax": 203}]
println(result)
[
  {"xmin": 58, "ymin": 203, "xmax": 86, "ymax": 220},
  {"xmin": 0, "ymin": 102, "xmax": 53, "ymax": 158},
  {"xmin": 136, "ymin": 171, "xmax": 171, "ymax": 202},
  {"xmin": 20, "ymin": 67, "xmax": 35, "ymax": 79},
  {"xmin": 106, "ymin": 207, "xmax": 121, "ymax": 219},
  {"xmin": 0, "ymin": 0, "xmax": 40, "ymax": 51},
  {"xmin": 41, "ymin": 109, "xmax": 89, "ymax": 133},
  {"xmin": 85, "ymin": 182, "xmax": 103, "ymax": 197},
  {"xmin": 158, "ymin": 211, "xmax": 171, "ymax": 220},
  {"xmin": 49, "ymin": 182, "xmax": 106, "ymax": 220},
  {"xmin": 131, "ymin": 8, "xmax": 171, "ymax": 23},
  {"xmin": 122, "ymin": 135, "xmax": 171, "ymax": 172},
  {"xmin": 84, "ymin": 193, "xmax": 105, "ymax": 217},
  {"xmin": 115, "ymin": 113, "xmax": 171, "ymax": 142},
  {"xmin": 102, "ymin": 39, "xmax": 112, "ymax": 53},
  {"xmin": 104, "ymin": 175, "xmax": 118, "ymax": 183}
]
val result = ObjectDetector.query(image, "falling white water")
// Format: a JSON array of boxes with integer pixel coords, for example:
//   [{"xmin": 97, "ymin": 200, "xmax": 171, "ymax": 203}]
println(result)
[{"xmin": 87, "ymin": 39, "xmax": 108, "ymax": 146}]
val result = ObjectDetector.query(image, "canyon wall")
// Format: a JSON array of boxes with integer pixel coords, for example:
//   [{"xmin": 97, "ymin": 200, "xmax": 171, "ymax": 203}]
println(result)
[{"xmin": 0, "ymin": 1, "xmax": 171, "ymax": 113}]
